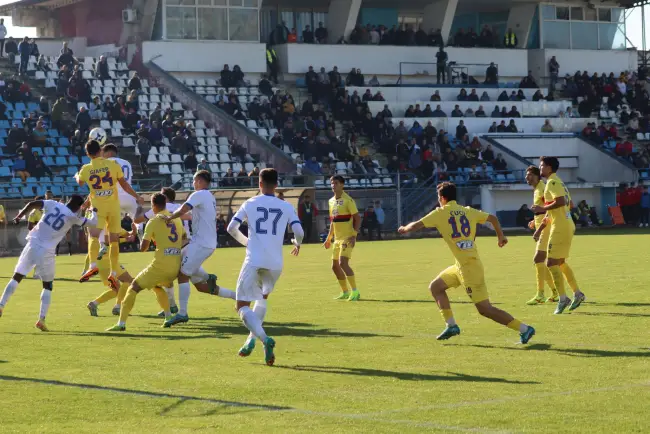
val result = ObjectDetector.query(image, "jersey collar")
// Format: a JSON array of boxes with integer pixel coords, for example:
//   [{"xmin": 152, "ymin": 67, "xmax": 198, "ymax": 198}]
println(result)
[
  {"xmin": 443, "ymin": 200, "xmax": 457, "ymax": 207},
  {"xmin": 263, "ymin": 193, "xmax": 275, "ymax": 197},
  {"xmin": 548, "ymin": 173, "xmax": 559, "ymax": 181}
]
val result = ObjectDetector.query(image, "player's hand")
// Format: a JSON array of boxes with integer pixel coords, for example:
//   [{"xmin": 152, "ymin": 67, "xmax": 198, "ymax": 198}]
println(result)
[
  {"xmin": 346, "ymin": 235, "xmax": 357, "ymax": 248},
  {"xmin": 398, "ymin": 226, "xmax": 408, "ymax": 234},
  {"xmin": 532, "ymin": 231, "xmax": 541, "ymax": 242},
  {"xmin": 12, "ymin": 215, "xmax": 21, "ymax": 225},
  {"xmin": 323, "ymin": 239, "xmax": 331, "ymax": 249},
  {"xmin": 136, "ymin": 195, "xmax": 145, "ymax": 205},
  {"xmin": 531, "ymin": 205, "xmax": 544, "ymax": 214},
  {"xmin": 527, "ymin": 220, "xmax": 535, "ymax": 230},
  {"xmin": 160, "ymin": 214, "xmax": 172, "ymax": 223},
  {"xmin": 290, "ymin": 245, "xmax": 300, "ymax": 256},
  {"xmin": 498, "ymin": 236, "xmax": 508, "ymax": 247}
]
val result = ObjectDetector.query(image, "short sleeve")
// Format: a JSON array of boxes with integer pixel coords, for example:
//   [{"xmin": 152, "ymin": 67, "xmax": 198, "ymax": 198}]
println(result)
[
  {"xmin": 233, "ymin": 203, "xmax": 248, "ymax": 224},
  {"xmin": 546, "ymin": 180, "xmax": 565, "ymax": 200},
  {"xmin": 467, "ymin": 207, "xmax": 489, "ymax": 225},
  {"xmin": 143, "ymin": 219, "xmax": 157, "ymax": 241},
  {"xmin": 419, "ymin": 208, "xmax": 442, "ymax": 228},
  {"xmin": 347, "ymin": 198, "xmax": 359, "ymax": 215},
  {"xmin": 185, "ymin": 191, "xmax": 201, "ymax": 210}
]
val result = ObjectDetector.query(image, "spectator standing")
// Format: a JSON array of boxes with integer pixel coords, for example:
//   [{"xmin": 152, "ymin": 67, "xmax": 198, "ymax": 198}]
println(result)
[
  {"xmin": 184, "ymin": 151, "xmax": 198, "ymax": 172},
  {"xmin": 75, "ymin": 106, "xmax": 91, "ymax": 135},
  {"xmin": 266, "ymin": 45, "xmax": 279, "ymax": 83},
  {"xmin": 0, "ymin": 19, "xmax": 6, "ymax": 57},
  {"xmin": 136, "ymin": 131, "xmax": 151, "ymax": 175},
  {"xmin": 549, "ymin": 56, "xmax": 560, "ymax": 92},
  {"xmin": 374, "ymin": 200, "xmax": 385, "ymax": 238},
  {"xmin": 503, "ymin": 28, "xmax": 518, "ymax": 48},
  {"xmin": 361, "ymin": 204, "xmax": 380, "ymax": 240},
  {"xmin": 18, "ymin": 36, "xmax": 30, "ymax": 75},
  {"xmin": 436, "ymin": 46, "xmax": 448, "ymax": 84},
  {"xmin": 315, "ymin": 22, "xmax": 328, "ymax": 43},
  {"xmin": 302, "ymin": 25, "xmax": 314, "ymax": 43},
  {"xmin": 485, "ymin": 62, "xmax": 498, "ymax": 85},
  {"xmin": 640, "ymin": 185, "xmax": 650, "ymax": 227},
  {"xmin": 4, "ymin": 37, "xmax": 17, "ymax": 63},
  {"xmin": 298, "ymin": 196, "xmax": 318, "ymax": 243},
  {"xmin": 95, "ymin": 55, "xmax": 110, "ymax": 80}
]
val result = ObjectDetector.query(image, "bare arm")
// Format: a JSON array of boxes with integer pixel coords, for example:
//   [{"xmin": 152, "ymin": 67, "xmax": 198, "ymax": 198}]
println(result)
[
  {"xmin": 534, "ymin": 195, "xmax": 566, "ymax": 212},
  {"xmin": 117, "ymin": 178, "xmax": 143, "ymax": 203},
  {"xmin": 398, "ymin": 220, "xmax": 425, "ymax": 234},
  {"xmin": 166, "ymin": 203, "xmax": 192, "ymax": 221},
  {"xmin": 139, "ymin": 239, "xmax": 151, "ymax": 252},
  {"xmin": 15, "ymin": 201, "xmax": 44, "ymax": 224},
  {"xmin": 486, "ymin": 214, "xmax": 508, "ymax": 247}
]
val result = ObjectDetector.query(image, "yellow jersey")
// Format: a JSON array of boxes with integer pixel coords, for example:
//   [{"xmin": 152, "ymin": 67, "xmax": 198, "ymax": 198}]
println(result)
[
  {"xmin": 533, "ymin": 181, "xmax": 546, "ymax": 228},
  {"xmin": 544, "ymin": 173, "xmax": 575, "ymax": 232},
  {"xmin": 329, "ymin": 191, "xmax": 359, "ymax": 240},
  {"xmin": 419, "ymin": 200, "xmax": 489, "ymax": 266},
  {"xmin": 0, "ymin": 204, "xmax": 6, "ymax": 221},
  {"xmin": 78, "ymin": 157, "xmax": 124, "ymax": 206},
  {"xmin": 142, "ymin": 210, "xmax": 184, "ymax": 269},
  {"xmin": 28, "ymin": 208, "xmax": 43, "ymax": 224}
]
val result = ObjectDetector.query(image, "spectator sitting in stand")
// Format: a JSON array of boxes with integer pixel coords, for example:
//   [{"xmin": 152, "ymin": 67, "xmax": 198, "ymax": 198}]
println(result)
[
  {"xmin": 197, "ymin": 158, "xmax": 210, "ymax": 172},
  {"xmin": 493, "ymin": 153, "xmax": 508, "ymax": 172},
  {"xmin": 496, "ymin": 120, "xmax": 507, "ymax": 132},
  {"xmin": 507, "ymin": 119, "xmax": 518, "ymax": 132},
  {"xmin": 541, "ymin": 119, "xmax": 554, "ymax": 133},
  {"xmin": 430, "ymin": 90, "xmax": 441, "ymax": 101},
  {"xmin": 451, "ymin": 105, "xmax": 463, "ymax": 117},
  {"xmin": 184, "ymin": 150, "xmax": 198, "ymax": 172},
  {"xmin": 455, "ymin": 120, "xmax": 468, "ymax": 140}
]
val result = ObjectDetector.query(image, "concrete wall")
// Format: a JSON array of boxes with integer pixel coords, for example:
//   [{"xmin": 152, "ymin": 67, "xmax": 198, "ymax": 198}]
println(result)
[
  {"xmin": 142, "ymin": 41, "xmax": 267, "ymax": 73},
  {"xmin": 275, "ymin": 44, "xmax": 528, "ymax": 78},
  {"xmin": 349, "ymin": 86, "xmax": 547, "ymax": 102},
  {"xmin": 528, "ymin": 49, "xmax": 637, "ymax": 80},
  {"xmin": 34, "ymin": 37, "xmax": 88, "ymax": 57},
  {"xmin": 391, "ymin": 118, "xmax": 594, "ymax": 135},
  {"xmin": 366, "ymin": 100, "xmax": 565, "ymax": 117}
]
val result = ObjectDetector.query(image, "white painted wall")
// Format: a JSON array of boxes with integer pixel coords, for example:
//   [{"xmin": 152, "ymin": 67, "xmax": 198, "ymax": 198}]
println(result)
[
  {"xmin": 142, "ymin": 41, "xmax": 267, "ymax": 73},
  {"xmin": 391, "ymin": 117, "xmax": 594, "ymax": 134},
  {"xmin": 366, "ymin": 100, "xmax": 564, "ymax": 117},
  {"xmin": 348, "ymin": 86, "xmax": 547, "ymax": 102},
  {"xmin": 275, "ymin": 45, "xmax": 529, "ymax": 78},
  {"xmin": 528, "ymin": 49, "xmax": 637, "ymax": 81},
  {"xmin": 37, "ymin": 37, "xmax": 87, "ymax": 57},
  {"xmin": 506, "ymin": 4, "xmax": 537, "ymax": 49}
]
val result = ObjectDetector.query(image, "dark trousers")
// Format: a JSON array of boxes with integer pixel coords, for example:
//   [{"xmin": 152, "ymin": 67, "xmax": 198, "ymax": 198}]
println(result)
[
  {"xmin": 139, "ymin": 153, "xmax": 149, "ymax": 173},
  {"xmin": 361, "ymin": 222, "xmax": 381, "ymax": 240},
  {"xmin": 640, "ymin": 207, "xmax": 649, "ymax": 225},
  {"xmin": 437, "ymin": 65, "xmax": 446, "ymax": 84},
  {"xmin": 0, "ymin": 39, "xmax": 5, "ymax": 57},
  {"xmin": 301, "ymin": 219, "xmax": 313, "ymax": 243},
  {"xmin": 19, "ymin": 55, "xmax": 28, "ymax": 74}
]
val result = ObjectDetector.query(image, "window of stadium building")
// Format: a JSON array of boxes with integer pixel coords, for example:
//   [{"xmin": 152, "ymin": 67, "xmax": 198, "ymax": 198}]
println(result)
[
  {"xmin": 541, "ymin": 4, "xmax": 625, "ymax": 50},
  {"xmin": 164, "ymin": 0, "xmax": 259, "ymax": 41}
]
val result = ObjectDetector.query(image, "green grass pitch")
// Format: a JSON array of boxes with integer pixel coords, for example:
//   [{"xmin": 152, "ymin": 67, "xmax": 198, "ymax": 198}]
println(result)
[{"xmin": 0, "ymin": 232, "xmax": 649, "ymax": 433}]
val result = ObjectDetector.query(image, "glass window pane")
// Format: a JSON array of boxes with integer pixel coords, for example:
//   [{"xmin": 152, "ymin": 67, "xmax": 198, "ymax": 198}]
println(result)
[
  {"xmin": 167, "ymin": 0, "xmax": 196, "ymax": 4},
  {"xmin": 243, "ymin": 0, "xmax": 258, "ymax": 7},
  {"xmin": 166, "ymin": 6, "xmax": 197, "ymax": 40},
  {"xmin": 198, "ymin": 0, "xmax": 210, "ymax": 5},
  {"xmin": 571, "ymin": 22, "xmax": 597, "ymax": 49},
  {"xmin": 229, "ymin": 0, "xmax": 243, "ymax": 5},
  {"xmin": 598, "ymin": 8, "xmax": 612, "ymax": 22},
  {"xmin": 570, "ymin": 7, "xmax": 583, "ymax": 21},
  {"xmin": 542, "ymin": 5, "xmax": 555, "ymax": 20},
  {"xmin": 229, "ymin": 8, "xmax": 258, "ymax": 41},
  {"xmin": 543, "ymin": 21, "xmax": 570, "ymax": 49},
  {"xmin": 213, "ymin": 0, "xmax": 227, "ymax": 4},
  {"xmin": 199, "ymin": 7, "xmax": 228, "ymax": 40},
  {"xmin": 556, "ymin": 7, "xmax": 569, "ymax": 20},
  {"xmin": 612, "ymin": 8, "xmax": 624, "ymax": 23},
  {"xmin": 585, "ymin": 8, "xmax": 597, "ymax": 22},
  {"xmin": 599, "ymin": 23, "xmax": 626, "ymax": 50}
]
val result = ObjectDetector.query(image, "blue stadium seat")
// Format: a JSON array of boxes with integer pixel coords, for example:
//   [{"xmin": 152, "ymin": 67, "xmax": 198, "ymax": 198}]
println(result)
[
  {"xmin": 0, "ymin": 187, "xmax": 5, "ymax": 195},
  {"xmin": 68, "ymin": 156, "xmax": 80, "ymax": 165},
  {"xmin": 58, "ymin": 137, "xmax": 70, "ymax": 146},
  {"xmin": 50, "ymin": 185, "xmax": 62, "ymax": 196},
  {"xmin": 11, "ymin": 177, "xmax": 21, "ymax": 184},
  {"xmin": 43, "ymin": 156, "xmax": 55, "ymax": 166},
  {"xmin": 81, "ymin": 156, "xmax": 90, "ymax": 164},
  {"xmin": 53, "ymin": 176, "xmax": 64, "ymax": 183},
  {"xmin": 0, "ymin": 121, "xmax": 9, "ymax": 129},
  {"xmin": 495, "ymin": 174, "xmax": 506, "ymax": 182},
  {"xmin": 44, "ymin": 147, "xmax": 55, "ymax": 156},
  {"xmin": 67, "ymin": 166, "xmax": 78, "ymax": 175},
  {"xmin": 14, "ymin": 103, "xmax": 26, "ymax": 112},
  {"xmin": 13, "ymin": 120, "xmax": 22, "ymax": 128},
  {"xmin": 39, "ymin": 176, "xmax": 51, "ymax": 183},
  {"xmin": 57, "ymin": 148, "xmax": 69, "ymax": 156},
  {"xmin": 26, "ymin": 177, "xmax": 37, "ymax": 183},
  {"xmin": 55, "ymin": 156, "xmax": 67, "ymax": 166},
  {"xmin": 48, "ymin": 129, "xmax": 60, "ymax": 138},
  {"xmin": 32, "ymin": 147, "xmax": 43, "ymax": 155},
  {"xmin": 27, "ymin": 103, "xmax": 38, "ymax": 112},
  {"xmin": 0, "ymin": 130, "xmax": 7, "ymax": 138},
  {"xmin": 641, "ymin": 171, "xmax": 649, "ymax": 180},
  {"xmin": 20, "ymin": 186, "xmax": 33, "ymax": 197},
  {"xmin": 0, "ymin": 148, "xmax": 3, "ymax": 156},
  {"xmin": 506, "ymin": 173, "xmax": 516, "ymax": 181},
  {"xmin": 11, "ymin": 110, "xmax": 22, "ymax": 120},
  {"xmin": 4, "ymin": 103, "xmax": 13, "ymax": 111},
  {"xmin": 7, "ymin": 187, "xmax": 19, "ymax": 198},
  {"xmin": 2, "ymin": 159, "xmax": 13, "ymax": 166},
  {"xmin": 0, "ymin": 166, "xmax": 9, "ymax": 177}
]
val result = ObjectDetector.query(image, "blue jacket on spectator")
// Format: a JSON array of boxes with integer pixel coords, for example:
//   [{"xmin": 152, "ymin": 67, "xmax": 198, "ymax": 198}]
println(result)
[
  {"xmin": 18, "ymin": 41, "xmax": 31, "ymax": 58},
  {"xmin": 641, "ymin": 191, "xmax": 650, "ymax": 209}
]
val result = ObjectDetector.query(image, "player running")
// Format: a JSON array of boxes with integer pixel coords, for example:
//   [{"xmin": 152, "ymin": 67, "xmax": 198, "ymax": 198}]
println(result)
[
  {"xmin": 525, "ymin": 166, "xmax": 559, "ymax": 305},
  {"xmin": 324, "ymin": 175, "xmax": 361, "ymax": 301},
  {"xmin": 227, "ymin": 168, "xmax": 304, "ymax": 366},
  {"xmin": 161, "ymin": 170, "xmax": 235, "ymax": 327},
  {"xmin": 76, "ymin": 140, "xmax": 143, "ymax": 290},
  {"xmin": 107, "ymin": 193, "xmax": 185, "ymax": 331},
  {"xmin": 531, "ymin": 157, "xmax": 586, "ymax": 314},
  {"xmin": 398, "ymin": 182, "xmax": 536, "ymax": 344},
  {"xmin": 0, "ymin": 196, "xmax": 96, "ymax": 331}
]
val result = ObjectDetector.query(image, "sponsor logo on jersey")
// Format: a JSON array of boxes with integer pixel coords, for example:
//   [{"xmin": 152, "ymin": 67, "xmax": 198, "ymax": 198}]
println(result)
[
  {"xmin": 456, "ymin": 240, "xmax": 474, "ymax": 250},
  {"xmin": 164, "ymin": 247, "xmax": 181, "ymax": 256},
  {"xmin": 96, "ymin": 190, "xmax": 114, "ymax": 197}
]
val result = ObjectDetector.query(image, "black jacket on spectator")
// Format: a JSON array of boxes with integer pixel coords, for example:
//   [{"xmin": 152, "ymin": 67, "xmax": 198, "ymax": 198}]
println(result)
[
  {"xmin": 76, "ymin": 110, "xmax": 91, "ymax": 132},
  {"xmin": 56, "ymin": 52, "xmax": 74, "ymax": 69},
  {"xmin": 129, "ymin": 76, "xmax": 142, "ymax": 91},
  {"xmin": 96, "ymin": 60, "xmax": 110, "ymax": 80}
]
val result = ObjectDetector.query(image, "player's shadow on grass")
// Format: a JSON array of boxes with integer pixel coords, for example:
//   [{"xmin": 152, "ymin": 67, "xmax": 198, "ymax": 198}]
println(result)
[
  {"xmin": 363, "ymin": 299, "xmax": 499, "ymax": 305},
  {"xmin": 276, "ymin": 365, "xmax": 539, "ymax": 384},
  {"xmin": 455, "ymin": 343, "xmax": 650, "ymax": 358},
  {"xmin": 0, "ymin": 374, "xmax": 292, "ymax": 414},
  {"xmin": 573, "ymin": 311, "xmax": 650, "ymax": 318},
  {"xmin": 588, "ymin": 302, "xmax": 650, "ymax": 308},
  {"xmin": 3, "ymin": 331, "xmax": 223, "ymax": 341}
]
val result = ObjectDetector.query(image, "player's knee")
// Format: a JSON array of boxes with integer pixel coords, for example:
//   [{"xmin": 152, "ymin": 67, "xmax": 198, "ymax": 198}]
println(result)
[
  {"xmin": 475, "ymin": 302, "xmax": 492, "ymax": 317},
  {"xmin": 331, "ymin": 262, "xmax": 340, "ymax": 272}
]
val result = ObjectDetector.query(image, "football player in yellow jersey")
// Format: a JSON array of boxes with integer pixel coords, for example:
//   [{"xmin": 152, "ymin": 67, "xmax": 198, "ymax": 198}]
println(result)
[
  {"xmin": 27, "ymin": 196, "xmax": 44, "ymax": 230},
  {"xmin": 531, "ymin": 157, "xmax": 586, "ymax": 314},
  {"xmin": 323, "ymin": 175, "xmax": 361, "ymax": 301},
  {"xmin": 0, "ymin": 203, "xmax": 6, "ymax": 247},
  {"xmin": 76, "ymin": 140, "xmax": 143, "ymax": 290},
  {"xmin": 107, "ymin": 193, "xmax": 184, "ymax": 331},
  {"xmin": 525, "ymin": 166, "xmax": 559, "ymax": 305},
  {"xmin": 398, "ymin": 182, "xmax": 536, "ymax": 344}
]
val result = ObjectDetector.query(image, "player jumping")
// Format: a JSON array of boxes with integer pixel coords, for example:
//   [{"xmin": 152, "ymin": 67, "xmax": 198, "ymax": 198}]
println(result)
[{"xmin": 398, "ymin": 182, "xmax": 536, "ymax": 344}]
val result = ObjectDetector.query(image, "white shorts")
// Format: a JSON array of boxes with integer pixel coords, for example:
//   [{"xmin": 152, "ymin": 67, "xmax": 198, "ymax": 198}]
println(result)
[
  {"xmin": 15, "ymin": 242, "xmax": 55, "ymax": 281},
  {"xmin": 180, "ymin": 243, "xmax": 214, "ymax": 277},
  {"xmin": 119, "ymin": 193, "xmax": 138, "ymax": 218},
  {"xmin": 236, "ymin": 264, "xmax": 282, "ymax": 302}
]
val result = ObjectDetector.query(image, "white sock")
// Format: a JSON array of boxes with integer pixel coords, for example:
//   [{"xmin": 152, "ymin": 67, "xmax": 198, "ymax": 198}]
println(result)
[
  {"xmin": 89, "ymin": 262, "xmax": 97, "ymax": 270},
  {"xmin": 446, "ymin": 317, "xmax": 457, "ymax": 327},
  {"xmin": 217, "ymin": 287, "xmax": 235, "ymax": 300},
  {"xmin": 239, "ymin": 306, "xmax": 267, "ymax": 341},
  {"xmin": 519, "ymin": 323, "xmax": 529, "ymax": 333},
  {"xmin": 118, "ymin": 320, "xmax": 126, "ymax": 327},
  {"xmin": 248, "ymin": 299, "xmax": 267, "ymax": 341},
  {"xmin": 39, "ymin": 289, "xmax": 52, "ymax": 321},
  {"xmin": 0, "ymin": 279, "xmax": 19, "ymax": 307},
  {"xmin": 190, "ymin": 267, "xmax": 209, "ymax": 284},
  {"xmin": 165, "ymin": 286, "xmax": 177, "ymax": 307},
  {"xmin": 178, "ymin": 282, "xmax": 191, "ymax": 316}
]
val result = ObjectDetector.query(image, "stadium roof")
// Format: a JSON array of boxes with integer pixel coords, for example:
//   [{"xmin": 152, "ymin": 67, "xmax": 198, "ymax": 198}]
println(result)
[{"xmin": 0, "ymin": 0, "xmax": 84, "ymax": 14}]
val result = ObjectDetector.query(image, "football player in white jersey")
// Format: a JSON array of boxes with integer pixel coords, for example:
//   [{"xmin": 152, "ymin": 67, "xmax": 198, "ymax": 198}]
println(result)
[
  {"xmin": 0, "ymin": 195, "xmax": 96, "ymax": 331},
  {"xmin": 227, "ymin": 168, "xmax": 304, "ymax": 366},
  {"xmin": 102, "ymin": 144, "xmax": 139, "ymax": 219},
  {"xmin": 161, "ymin": 171, "xmax": 235, "ymax": 327}
]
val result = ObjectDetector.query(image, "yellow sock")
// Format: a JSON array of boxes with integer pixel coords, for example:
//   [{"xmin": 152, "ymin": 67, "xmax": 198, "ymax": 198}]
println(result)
[
  {"xmin": 109, "ymin": 242, "xmax": 120, "ymax": 276},
  {"xmin": 507, "ymin": 319, "xmax": 522, "ymax": 332},
  {"xmin": 346, "ymin": 275, "xmax": 357, "ymax": 291},
  {"xmin": 548, "ymin": 265, "xmax": 566, "ymax": 297},
  {"xmin": 88, "ymin": 237, "xmax": 100, "ymax": 266},
  {"xmin": 93, "ymin": 290, "xmax": 116, "ymax": 305},
  {"xmin": 337, "ymin": 279, "xmax": 348, "ymax": 293},
  {"xmin": 545, "ymin": 266, "xmax": 557, "ymax": 294},
  {"xmin": 534, "ymin": 263, "xmax": 546, "ymax": 296},
  {"xmin": 83, "ymin": 253, "xmax": 90, "ymax": 272},
  {"xmin": 117, "ymin": 281, "xmax": 129, "ymax": 304},
  {"xmin": 560, "ymin": 263, "xmax": 579, "ymax": 293},
  {"xmin": 153, "ymin": 286, "xmax": 171, "ymax": 314},
  {"xmin": 119, "ymin": 288, "xmax": 138, "ymax": 324}
]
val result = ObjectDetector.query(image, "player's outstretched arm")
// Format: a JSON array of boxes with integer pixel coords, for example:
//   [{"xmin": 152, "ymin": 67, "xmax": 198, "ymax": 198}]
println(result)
[
  {"xmin": 226, "ymin": 218, "xmax": 249, "ymax": 247},
  {"xmin": 14, "ymin": 200, "xmax": 44, "ymax": 224},
  {"xmin": 164, "ymin": 204, "xmax": 192, "ymax": 222},
  {"xmin": 398, "ymin": 221, "xmax": 425, "ymax": 234},
  {"xmin": 486, "ymin": 214, "xmax": 508, "ymax": 247},
  {"xmin": 117, "ymin": 178, "xmax": 144, "ymax": 204}
]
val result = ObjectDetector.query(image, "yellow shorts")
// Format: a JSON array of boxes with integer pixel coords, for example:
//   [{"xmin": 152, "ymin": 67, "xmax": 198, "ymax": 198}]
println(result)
[
  {"xmin": 95, "ymin": 202, "xmax": 122, "ymax": 233},
  {"xmin": 332, "ymin": 240, "xmax": 354, "ymax": 261},
  {"xmin": 436, "ymin": 261, "xmax": 489, "ymax": 304},
  {"xmin": 548, "ymin": 227, "xmax": 574, "ymax": 260},
  {"xmin": 134, "ymin": 265, "xmax": 178, "ymax": 290},
  {"xmin": 535, "ymin": 225, "xmax": 551, "ymax": 252}
]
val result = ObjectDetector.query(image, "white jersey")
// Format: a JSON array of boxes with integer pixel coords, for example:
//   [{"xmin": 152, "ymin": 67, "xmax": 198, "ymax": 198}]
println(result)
[
  {"xmin": 110, "ymin": 157, "xmax": 133, "ymax": 194},
  {"xmin": 184, "ymin": 189, "xmax": 217, "ymax": 249},
  {"xmin": 27, "ymin": 200, "xmax": 89, "ymax": 250},
  {"xmin": 233, "ymin": 194, "xmax": 300, "ymax": 270},
  {"xmin": 144, "ymin": 202, "xmax": 190, "ymax": 236}
]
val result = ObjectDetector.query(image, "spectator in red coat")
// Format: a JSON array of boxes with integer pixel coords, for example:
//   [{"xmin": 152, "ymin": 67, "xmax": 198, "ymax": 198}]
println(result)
[{"xmin": 615, "ymin": 140, "xmax": 633, "ymax": 157}]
